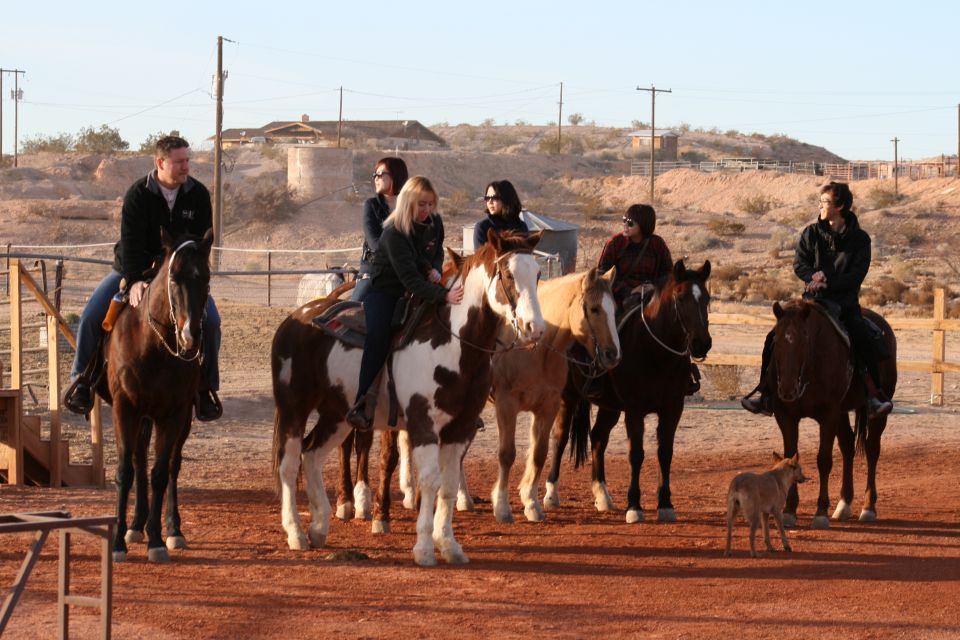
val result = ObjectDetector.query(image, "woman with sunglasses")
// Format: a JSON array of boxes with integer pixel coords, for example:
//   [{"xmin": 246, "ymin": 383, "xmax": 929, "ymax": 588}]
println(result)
[
  {"xmin": 473, "ymin": 180, "xmax": 529, "ymax": 248},
  {"xmin": 353, "ymin": 157, "xmax": 409, "ymax": 301},
  {"xmin": 597, "ymin": 203, "xmax": 673, "ymax": 309}
]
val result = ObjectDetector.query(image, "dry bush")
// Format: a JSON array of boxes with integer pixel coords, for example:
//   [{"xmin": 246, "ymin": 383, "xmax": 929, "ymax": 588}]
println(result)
[
  {"xmin": 862, "ymin": 277, "xmax": 909, "ymax": 307},
  {"xmin": 576, "ymin": 193, "xmax": 607, "ymax": 220},
  {"xmin": 443, "ymin": 189, "xmax": 471, "ymax": 215},
  {"xmin": 885, "ymin": 256, "xmax": 914, "ymax": 282},
  {"xmin": 684, "ymin": 230, "xmax": 725, "ymax": 253},
  {"xmin": 778, "ymin": 207, "xmax": 810, "ymax": 227},
  {"xmin": 257, "ymin": 144, "xmax": 287, "ymax": 163},
  {"xmin": 703, "ymin": 365, "xmax": 745, "ymax": 400},
  {"xmin": 898, "ymin": 222, "xmax": 924, "ymax": 246},
  {"xmin": 751, "ymin": 275, "xmax": 794, "ymax": 302},
  {"xmin": 706, "ymin": 217, "xmax": 746, "ymax": 236},
  {"xmin": 711, "ymin": 263, "xmax": 744, "ymax": 284},
  {"xmin": 28, "ymin": 202, "xmax": 55, "ymax": 218},
  {"xmin": 736, "ymin": 194, "xmax": 783, "ymax": 215},
  {"xmin": 225, "ymin": 177, "xmax": 299, "ymax": 223},
  {"xmin": 865, "ymin": 187, "xmax": 902, "ymax": 210},
  {"xmin": 902, "ymin": 281, "xmax": 952, "ymax": 310}
]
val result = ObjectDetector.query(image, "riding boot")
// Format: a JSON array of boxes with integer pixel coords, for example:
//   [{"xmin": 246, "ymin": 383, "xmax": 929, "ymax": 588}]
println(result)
[
  {"xmin": 345, "ymin": 398, "xmax": 373, "ymax": 432},
  {"xmin": 686, "ymin": 363, "xmax": 701, "ymax": 396},
  {"xmin": 741, "ymin": 329, "xmax": 774, "ymax": 416},
  {"xmin": 64, "ymin": 380, "xmax": 93, "ymax": 415},
  {"xmin": 861, "ymin": 366, "xmax": 893, "ymax": 417},
  {"xmin": 194, "ymin": 388, "xmax": 223, "ymax": 422}
]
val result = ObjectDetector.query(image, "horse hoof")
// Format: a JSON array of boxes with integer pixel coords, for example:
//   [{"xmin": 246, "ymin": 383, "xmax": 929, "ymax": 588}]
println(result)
[
  {"xmin": 372, "ymin": 520, "xmax": 390, "ymax": 535},
  {"xmin": 811, "ymin": 515, "xmax": 830, "ymax": 530},
  {"xmin": 112, "ymin": 551, "xmax": 127, "ymax": 563},
  {"xmin": 442, "ymin": 548, "xmax": 470, "ymax": 565},
  {"xmin": 657, "ymin": 508, "xmax": 677, "ymax": 523},
  {"xmin": 287, "ymin": 534, "xmax": 309, "ymax": 551},
  {"xmin": 165, "ymin": 536, "xmax": 187, "ymax": 551},
  {"xmin": 832, "ymin": 500, "xmax": 853, "ymax": 520},
  {"xmin": 456, "ymin": 496, "xmax": 476, "ymax": 512},
  {"xmin": 124, "ymin": 530, "xmax": 144, "ymax": 545},
  {"xmin": 402, "ymin": 494, "xmax": 415, "ymax": 510},
  {"xmin": 523, "ymin": 505, "xmax": 545, "ymax": 522},
  {"xmin": 354, "ymin": 508, "xmax": 372, "ymax": 522},
  {"xmin": 859, "ymin": 509, "xmax": 877, "ymax": 522},
  {"xmin": 783, "ymin": 513, "xmax": 798, "ymax": 529},
  {"xmin": 335, "ymin": 503, "xmax": 354, "ymax": 521},
  {"xmin": 308, "ymin": 530, "xmax": 327, "ymax": 549},
  {"xmin": 494, "ymin": 508, "xmax": 514, "ymax": 524},
  {"xmin": 148, "ymin": 547, "xmax": 171, "ymax": 563},
  {"xmin": 543, "ymin": 484, "xmax": 560, "ymax": 510},
  {"xmin": 413, "ymin": 549, "xmax": 437, "ymax": 567},
  {"xmin": 625, "ymin": 509, "xmax": 644, "ymax": 524}
]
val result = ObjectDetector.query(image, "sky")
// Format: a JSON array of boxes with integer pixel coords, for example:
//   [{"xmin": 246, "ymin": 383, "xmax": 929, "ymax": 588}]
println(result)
[{"xmin": 2, "ymin": 1, "xmax": 958, "ymax": 161}]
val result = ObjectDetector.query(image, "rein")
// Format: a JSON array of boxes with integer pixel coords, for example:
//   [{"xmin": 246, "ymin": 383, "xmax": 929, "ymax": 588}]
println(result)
[
  {"xmin": 628, "ymin": 290, "xmax": 693, "ymax": 358},
  {"xmin": 146, "ymin": 240, "xmax": 204, "ymax": 362}
]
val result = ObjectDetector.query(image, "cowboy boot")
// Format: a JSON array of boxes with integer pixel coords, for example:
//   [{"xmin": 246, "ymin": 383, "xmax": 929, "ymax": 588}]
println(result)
[{"xmin": 741, "ymin": 385, "xmax": 772, "ymax": 416}]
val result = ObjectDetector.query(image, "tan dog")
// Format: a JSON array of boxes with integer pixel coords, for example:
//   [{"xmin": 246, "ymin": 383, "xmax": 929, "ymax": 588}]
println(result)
[{"xmin": 724, "ymin": 453, "xmax": 807, "ymax": 558}]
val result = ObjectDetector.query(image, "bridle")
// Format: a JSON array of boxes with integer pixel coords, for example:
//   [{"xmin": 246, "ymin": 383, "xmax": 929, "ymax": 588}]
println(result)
[
  {"xmin": 622, "ymin": 285, "xmax": 706, "ymax": 359},
  {"xmin": 146, "ymin": 240, "xmax": 204, "ymax": 361}
]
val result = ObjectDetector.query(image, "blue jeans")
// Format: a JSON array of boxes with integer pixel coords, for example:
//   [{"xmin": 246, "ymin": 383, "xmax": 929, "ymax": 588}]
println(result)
[
  {"xmin": 71, "ymin": 270, "xmax": 221, "ymax": 391},
  {"xmin": 351, "ymin": 274, "xmax": 373, "ymax": 302},
  {"xmin": 355, "ymin": 290, "xmax": 399, "ymax": 402}
]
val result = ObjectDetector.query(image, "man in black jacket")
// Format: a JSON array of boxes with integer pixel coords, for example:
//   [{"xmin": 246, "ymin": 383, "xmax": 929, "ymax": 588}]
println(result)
[
  {"xmin": 742, "ymin": 181, "xmax": 892, "ymax": 418},
  {"xmin": 66, "ymin": 136, "xmax": 222, "ymax": 420}
]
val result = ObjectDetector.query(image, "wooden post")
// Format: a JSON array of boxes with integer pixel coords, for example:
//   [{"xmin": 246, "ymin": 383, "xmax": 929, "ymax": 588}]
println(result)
[
  {"xmin": 47, "ymin": 313, "xmax": 62, "ymax": 486},
  {"xmin": 10, "ymin": 259, "xmax": 22, "ymax": 390},
  {"xmin": 0, "ymin": 390, "xmax": 23, "ymax": 485},
  {"xmin": 91, "ymin": 396, "xmax": 104, "ymax": 487},
  {"xmin": 267, "ymin": 251, "xmax": 272, "ymax": 307},
  {"xmin": 58, "ymin": 530, "xmax": 71, "ymax": 637},
  {"xmin": 932, "ymin": 288, "xmax": 946, "ymax": 406}
]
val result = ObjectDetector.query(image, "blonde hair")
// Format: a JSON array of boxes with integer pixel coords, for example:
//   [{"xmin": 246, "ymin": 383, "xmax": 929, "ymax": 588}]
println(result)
[{"xmin": 384, "ymin": 176, "xmax": 439, "ymax": 236}]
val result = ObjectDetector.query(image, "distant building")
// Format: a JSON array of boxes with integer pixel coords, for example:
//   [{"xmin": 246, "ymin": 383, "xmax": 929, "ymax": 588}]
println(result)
[
  {"xmin": 218, "ymin": 114, "xmax": 446, "ymax": 149},
  {"xmin": 627, "ymin": 129, "xmax": 679, "ymax": 161}
]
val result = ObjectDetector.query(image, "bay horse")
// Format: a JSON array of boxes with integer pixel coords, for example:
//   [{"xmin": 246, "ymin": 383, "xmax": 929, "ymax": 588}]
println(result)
[
  {"xmin": 767, "ymin": 299, "xmax": 897, "ymax": 528},
  {"xmin": 485, "ymin": 266, "xmax": 621, "ymax": 523},
  {"xmin": 549, "ymin": 260, "xmax": 713, "ymax": 523},
  {"xmin": 271, "ymin": 231, "xmax": 545, "ymax": 566},
  {"xmin": 97, "ymin": 229, "xmax": 214, "ymax": 562}
]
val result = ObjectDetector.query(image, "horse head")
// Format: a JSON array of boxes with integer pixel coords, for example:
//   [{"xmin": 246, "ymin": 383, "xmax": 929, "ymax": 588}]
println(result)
[
  {"xmin": 469, "ymin": 229, "xmax": 545, "ymax": 345},
  {"xmin": 579, "ymin": 266, "xmax": 621, "ymax": 369},
  {"xmin": 770, "ymin": 300, "xmax": 816, "ymax": 403},
  {"xmin": 668, "ymin": 259, "xmax": 712, "ymax": 359},
  {"xmin": 156, "ymin": 228, "xmax": 214, "ymax": 356}
]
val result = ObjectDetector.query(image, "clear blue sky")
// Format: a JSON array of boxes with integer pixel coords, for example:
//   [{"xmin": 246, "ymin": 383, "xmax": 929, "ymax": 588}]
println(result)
[{"xmin": 3, "ymin": 1, "xmax": 958, "ymax": 161}]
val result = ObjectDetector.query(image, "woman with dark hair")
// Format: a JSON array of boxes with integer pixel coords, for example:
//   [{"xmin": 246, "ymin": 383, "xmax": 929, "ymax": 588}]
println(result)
[
  {"xmin": 473, "ymin": 180, "xmax": 529, "ymax": 247},
  {"xmin": 742, "ymin": 181, "xmax": 893, "ymax": 417},
  {"xmin": 352, "ymin": 157, "xmax": 409, "ymax": 301},
  {"xmin": 597, "ymin": 203, "xmax": 673, "ymax": 308}
]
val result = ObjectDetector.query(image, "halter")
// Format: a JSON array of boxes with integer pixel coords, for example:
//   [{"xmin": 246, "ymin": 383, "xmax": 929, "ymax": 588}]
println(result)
[{"xmin": 146, "ymin": 240, "xmax": 204, "ymax": 361}]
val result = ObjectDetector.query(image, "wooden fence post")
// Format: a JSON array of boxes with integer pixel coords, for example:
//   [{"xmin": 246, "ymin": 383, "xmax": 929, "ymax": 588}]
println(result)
[{"xmin": 932, "ymin": 288, "xmax": 946, "ymax": 406}]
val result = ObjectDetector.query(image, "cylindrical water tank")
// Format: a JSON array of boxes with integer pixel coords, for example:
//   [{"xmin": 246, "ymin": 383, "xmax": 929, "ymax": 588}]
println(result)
[{"xmin": 287, "ymin": 147, "xmax": 353, "ymax": 201}]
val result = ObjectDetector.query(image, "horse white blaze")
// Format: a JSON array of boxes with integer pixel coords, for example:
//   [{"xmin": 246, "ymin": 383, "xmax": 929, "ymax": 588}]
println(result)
[
  {"xmin": 507, "ymin": 253, "xmax": 545, "ymax": 343},
  {"xmin": 601, "ymin": 295, "xmax": 621, "ymax": 357},
  {"xmin": 180, "ymin": 307, "xmax": 195, "ymax": 349},
  {"xmin": 692, "ymin": 283, "xmax": 703, "ymax": 303},
  {"xmin": 277, "ymin": 357, "xmax": 293, "ymax": 386}
]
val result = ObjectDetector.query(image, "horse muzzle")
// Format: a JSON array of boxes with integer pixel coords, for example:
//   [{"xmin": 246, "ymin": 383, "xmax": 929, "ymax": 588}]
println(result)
[{"xmin": 598, "ymin": 347, "xmax": 621, "ymax": 370}]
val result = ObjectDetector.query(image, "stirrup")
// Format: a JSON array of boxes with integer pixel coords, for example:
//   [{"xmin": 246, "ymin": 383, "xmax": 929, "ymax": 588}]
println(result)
[
  {"xmin": 64, "ymin": 379, "xmax": 93, "ymax": 416},
  {"xmin": 194, "ymin": 389, "xmax": 223, "ymax": 422},
  {"xmin": 741, "ymin": 393, "xmax": 772, "ymax": 416}
]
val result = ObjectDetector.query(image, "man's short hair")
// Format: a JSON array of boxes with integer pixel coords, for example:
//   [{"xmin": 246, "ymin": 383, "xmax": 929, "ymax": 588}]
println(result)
[{"xmin": 155, "ymin": 135, "xmax": 190, "ymax": 159}]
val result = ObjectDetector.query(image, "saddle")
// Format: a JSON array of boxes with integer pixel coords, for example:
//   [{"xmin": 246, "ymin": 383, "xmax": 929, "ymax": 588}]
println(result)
[{"xmin": 312, "ymin": 295, "xmax": 436, "ymax": 427}]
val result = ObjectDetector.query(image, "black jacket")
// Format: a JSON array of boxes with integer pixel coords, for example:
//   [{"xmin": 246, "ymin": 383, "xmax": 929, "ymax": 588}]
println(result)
[
  {"xmin": 371, "ymin": 213, "xmax": 447, "ymax": 304},
  {"xmin": 794, "ymin": 211, "xmax": 870, "ymax": 314},
  {"xmin": 112, "ymin": 172, "xmax": 213, "ymax": 285},
  {"xmin": 358, "ymin": 195, "xmax": 391, "ymax": 275},
  {"xmin": 473, "ymin": 214, "xmax": 529, "ymax": 248}
]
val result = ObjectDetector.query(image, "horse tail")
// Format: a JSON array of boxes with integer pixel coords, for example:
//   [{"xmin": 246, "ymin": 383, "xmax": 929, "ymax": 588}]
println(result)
[
  {"xmin": 854, "ymin": 406, "xmax": 868, "ymax": 458},
  {"xmin": 271, "ymin": 407, "xmax": 284, "ymax": 496},
  {"xmin": 570, "ymin": 399, "xmax": 591, "ymax": 469}
]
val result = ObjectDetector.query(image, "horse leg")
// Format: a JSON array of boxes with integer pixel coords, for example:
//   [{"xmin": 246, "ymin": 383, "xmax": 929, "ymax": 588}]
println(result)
[
  {"xmin": 411, "ymin": 442, "xmax": 441, "ymax": 566},
  {"xmin": 833, "ymin": 413, "xmax": 856, "ymax": 521},
  {"xmin": 302, "ymin": 420, "xmax": 352, "ymax": 548},
  {"xmin": 811, "ymin": 418, "xmax": 837, "ymax": 529},
  {"xmin": 335, "ymin": 429, "xmax": 356, "ymax": 521},
  {"xmin": 491, "ymin": 399, "xmax": 519, "ymax": 523},
  {"xmin": 112, "ymin": 404, "xmax": 138, "ymax": 562},
  {"xmin": 591, "ymin": 408, "xmax": 620, "ymax": 512},
  {"xmin": 456, "ymin": 432, "xmax": 476, "ymax": 512},
  {"xmin": 545, "ymin": 389, "xmax": 580, "ymax": 509},
  {"xmin": 518, "ymin": 411, "xmax": 554, "ymax": 522},
  {"xmin": 623, "ymin": 410, "xmax": 647, "ymax": 523},
  {"xmin": 125, "ymin": 419, "xmax": 152, "ymax": 545},
  {"xmin": 654, "ymin": 405, "xmax": 682, "ymax": 522},
  {"xmin": 777, "ymin": 414, "xmax": 801, "ymax": 527},
  {"xmin": 860, "ymin": 413, "xmax": 888, "ymax": 521},
  {"xmin": 398, "ymin": 430, "xmax": 416, "ymax": 509},
  {"xmin": 434, "ymin": 441, "xmax": 470, "ymax": 564},
  {"xmin": 145, "ymin": 424, "xmax": 175, "ymax": 562},
  {"xmin": 353, "ymin": 428, "xmax": 374, "ymax": 521},
  {"xmin": 277, "ymin": 408, "xmax": 310, "ymax": 550},
  {"xmin": 373, "ymin": 430, "xmax": 399, "ymax": 534},
  {"xmin": 164, "ymin": 414, "xmax": 193, "ymax": 551}
]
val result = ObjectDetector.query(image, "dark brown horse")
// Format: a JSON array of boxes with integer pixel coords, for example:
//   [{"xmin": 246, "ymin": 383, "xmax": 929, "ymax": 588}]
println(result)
[
  {"xmin": 767, "ymin": 300, "xmax": 897, "ymax": 528},
  {"xmin": 549, "ymin": 260, "xmax": 712, "ymax": 523},
  {"xmin": 97, "ymin": 230, "xmax": 214, "ymax": 562}
]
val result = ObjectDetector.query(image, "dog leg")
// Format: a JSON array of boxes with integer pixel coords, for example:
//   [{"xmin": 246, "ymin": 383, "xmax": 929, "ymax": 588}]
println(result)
[
  {"xmin": 761, "ymin": 513, "xmax": 774, "ymax": 553},
  {"xmin": 773, "ymin": 509, "xmax": 791, "ymax": 552},
  {"xmin": 724, "ymin": 508, "xmax": 735, "ymax": 557},
  {"xmin": 749, "ymin": 516, "xmax": 759, "ymax": 558}
]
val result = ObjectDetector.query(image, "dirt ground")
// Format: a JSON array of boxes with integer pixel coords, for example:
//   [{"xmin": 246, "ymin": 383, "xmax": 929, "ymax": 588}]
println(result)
[{"xmin": 2, "ymin": 310, "xmax": 960, "ymax": 638}]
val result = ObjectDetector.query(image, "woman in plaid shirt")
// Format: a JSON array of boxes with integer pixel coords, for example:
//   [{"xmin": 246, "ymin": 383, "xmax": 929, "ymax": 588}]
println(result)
[{"xmin": 597, "ymin": 204, "xmax": 673, "ymax": 308}]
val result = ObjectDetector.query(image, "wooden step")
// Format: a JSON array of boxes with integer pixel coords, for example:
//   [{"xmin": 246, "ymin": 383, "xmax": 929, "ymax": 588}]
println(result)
[{"xmin": 18, "ymin": 415, "xmax": 103, "ymax": 487}]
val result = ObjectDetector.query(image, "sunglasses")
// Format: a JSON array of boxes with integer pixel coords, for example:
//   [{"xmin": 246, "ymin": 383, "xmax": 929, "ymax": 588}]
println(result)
[
  {"xmin": 483, "ymin": 195, "xmax": 501, "ymax": 202},
  {"xmin": 622, "ymin": 217, "xmax": 637, "ymax": 227},
  {"xmin": 373, "ymin": 171, "xmax": 390, "ymax": 179}
]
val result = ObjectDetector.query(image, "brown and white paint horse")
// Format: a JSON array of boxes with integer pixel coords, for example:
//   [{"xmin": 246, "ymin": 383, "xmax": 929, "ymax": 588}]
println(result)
[{"xmin": 271, "ymin": 231, "xmax": 545, "ymax": 566}]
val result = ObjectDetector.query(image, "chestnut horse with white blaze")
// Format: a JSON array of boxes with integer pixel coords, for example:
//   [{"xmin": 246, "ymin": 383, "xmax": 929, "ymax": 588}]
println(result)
[{"xmin": 271, "ymin": 231, "xmax": 544, "ymax": 566}]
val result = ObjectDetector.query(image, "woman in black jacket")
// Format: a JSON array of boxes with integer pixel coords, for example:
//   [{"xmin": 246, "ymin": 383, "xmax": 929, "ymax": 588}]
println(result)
[
  {"xmin": 352, "ymin": 157, "xmax": 408, "ymax": 301},
  {"xmin": 346, "ymin": 176, "xmax": 464, "ymax": 431},
  {"xmin": 473, "ymin": 180, "xmax": 529, "ymax": 248},
  {"xmin": 742, "ymin": 181, "xmax": 892, "ymax": 417}
]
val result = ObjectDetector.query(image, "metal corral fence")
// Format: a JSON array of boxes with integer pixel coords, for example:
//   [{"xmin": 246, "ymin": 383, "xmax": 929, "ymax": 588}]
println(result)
[{"xmin": 631, "ymin": 158, "xmax": 959, "ymax": 181}]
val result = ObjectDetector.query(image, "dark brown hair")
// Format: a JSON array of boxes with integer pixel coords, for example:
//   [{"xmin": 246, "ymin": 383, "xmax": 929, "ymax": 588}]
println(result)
[
  {"xmin": 625, "ymin": 203, "xmax": 656, "ymax": 238},
  {"xmin": 377, "ymin": 157, "xmax": 408, "ymax": 196},
  {"xmin": 155, "ymin": 135, "xmax": 190, "ymax": 159},
  {"xmin": 485, "ymin": 180, "xmax": 523, "ymax": 220},
  {"xmin": 819, "ymin": 181, "xmax": 854, "ymax": 215}
]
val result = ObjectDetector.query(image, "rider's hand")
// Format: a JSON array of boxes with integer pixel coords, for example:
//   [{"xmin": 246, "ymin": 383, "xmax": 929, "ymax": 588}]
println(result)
[
  {"xmin": 811, "ymin": 270, "xmax": 826, "ymax": 283},
  {"xmin": 446, "ymin": 286, "xmax": 464, "ymax": 305},
  {"xmin": 428, "ymin": 268, "xmax": 442, "ymax": 284},
  {"xmin": 129, "ymin": 281, "xmax": 148, "ymax": 308}
]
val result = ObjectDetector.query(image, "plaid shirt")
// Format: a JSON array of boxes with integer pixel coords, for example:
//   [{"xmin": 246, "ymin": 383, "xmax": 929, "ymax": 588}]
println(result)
[{"xmin": 597, "ymin": 233, "xmax": 673, "ymax": 306}]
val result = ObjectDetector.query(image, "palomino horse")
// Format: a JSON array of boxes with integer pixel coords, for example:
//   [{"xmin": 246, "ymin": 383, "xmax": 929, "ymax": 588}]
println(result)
[
  {"xmin": 271, "ymin": 231, "xmax": 545, "ymax": 566},
  {"xmin": 550, "ymin": 260, "xmax": 712, "ymax": 523},
  {"xmin": 97, "ymin": 230, "xmax": 214, "ymax": 562},
  {"xmin": 767, "ymin": 300, "xmax": 897, "ymax": 528},
  {"xmin": 486, "ymin": 267, "xmax": 621, "ymax": 523}
]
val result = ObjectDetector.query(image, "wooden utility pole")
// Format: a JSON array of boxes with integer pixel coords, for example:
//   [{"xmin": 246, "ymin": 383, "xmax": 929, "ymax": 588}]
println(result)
[
  {"xmin": 956, "ymin": 103, "xmax": 959, "ymax": 178},
  {"xmin": 557, "ymin": 82, "xmax": 563, "ymax": 154},
  {"xmin": 337, "ymin": 86, "xmax": 343, "ymax": 148},
  {"xmin": 637, "ymin": 85, "xmax": 671, "ymax": 202},
  {"xmin": 1, "ymin": 69, "xmax": 26, "ymax": 167},
  {"xmin": 0, "ymin": 71, "xmax": 3, "ymax": 165},
  {"xmin": 212, "ymin": 37, "xmax": 225, "ymax": 270},
  {"xmin": 891, "ymin": 136, "xmax": 899, "ymax": 196}
]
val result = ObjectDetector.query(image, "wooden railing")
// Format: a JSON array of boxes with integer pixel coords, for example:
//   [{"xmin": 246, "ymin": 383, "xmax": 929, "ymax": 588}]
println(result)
[{"xmin": 703, "ymin": 289, "xmax": 957, "ymax": 406}]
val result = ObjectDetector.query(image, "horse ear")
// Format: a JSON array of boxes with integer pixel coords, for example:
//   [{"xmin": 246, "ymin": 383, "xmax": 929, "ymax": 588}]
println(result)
[
  {"xmin": 772, "ymin": 451, "xmax": 784, "ymax": 463},
  {"xmin": 583, "ymin": 266, "xmax": 598, "ymax": 292},
  {"xmin": 701, "ymin": 260, "xmax": 711, "ymax": 280},
  {"xmin": 601, "ymin": 266, "xmax": 616, "ymax": 283},
  {"xmin": 160, "ymin": 228, "xmax": 174, "ymax": 253},
  {"xmin": 773, "ymin": 301, "xmax": 783, "ymax": 319},
  {"xmin": 673, "ymin": 259, "xmax": 687, "ymax": 281},
  {"xmin": 200, "ymin": 228, "xmax": 215, "ymax": 257},
  {"xmin": 524, "ymin": 230, "xmax": 544, "ymax": 251},
  {"xmin": 446, "ymin": 246, "xmax": 464, "ymax": 270}
]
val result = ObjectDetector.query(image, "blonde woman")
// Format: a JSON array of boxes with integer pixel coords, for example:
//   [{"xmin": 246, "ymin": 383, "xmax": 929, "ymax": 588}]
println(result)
[{"xmin": 346, "ymin": 177, "xmax": 464, "ymax": 431}]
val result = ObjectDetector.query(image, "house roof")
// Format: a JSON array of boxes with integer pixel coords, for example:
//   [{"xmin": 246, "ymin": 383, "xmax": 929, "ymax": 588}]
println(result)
[{"xmin": 627, "ymin": 129, "xmax": 679, "ymax": 138}]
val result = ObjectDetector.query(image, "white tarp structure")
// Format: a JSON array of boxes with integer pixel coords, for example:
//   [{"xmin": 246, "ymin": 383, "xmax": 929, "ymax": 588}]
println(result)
[{"xmin": 463, "ymin": 209, "xmax": 579, "ymax": 275}]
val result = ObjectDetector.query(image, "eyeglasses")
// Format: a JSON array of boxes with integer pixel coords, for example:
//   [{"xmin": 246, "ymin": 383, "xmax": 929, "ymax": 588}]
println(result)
[
  {"xmin": 483, "ymin": 195, "xmax": 501, "ymax": 202},
  {"xmin": 622, "ymin": 217, "xmax": 637, "ymax": 227},
  {"xmin": 373, "ymin": 171, "xmax": 390, "ymax": 179},
  {"xmin": 819, "ymin": 198, "xmax": 834, "ymax": 205}
]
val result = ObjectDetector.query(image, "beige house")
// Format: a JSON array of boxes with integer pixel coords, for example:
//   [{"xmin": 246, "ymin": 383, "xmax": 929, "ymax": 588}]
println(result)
[
  {"xmin": 218, "ymin": 115, "xmax": 446, "ymax": 149},
  {"xmin": 627, "ymin": 129, "xmax": 679, "ymax": 161}
]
